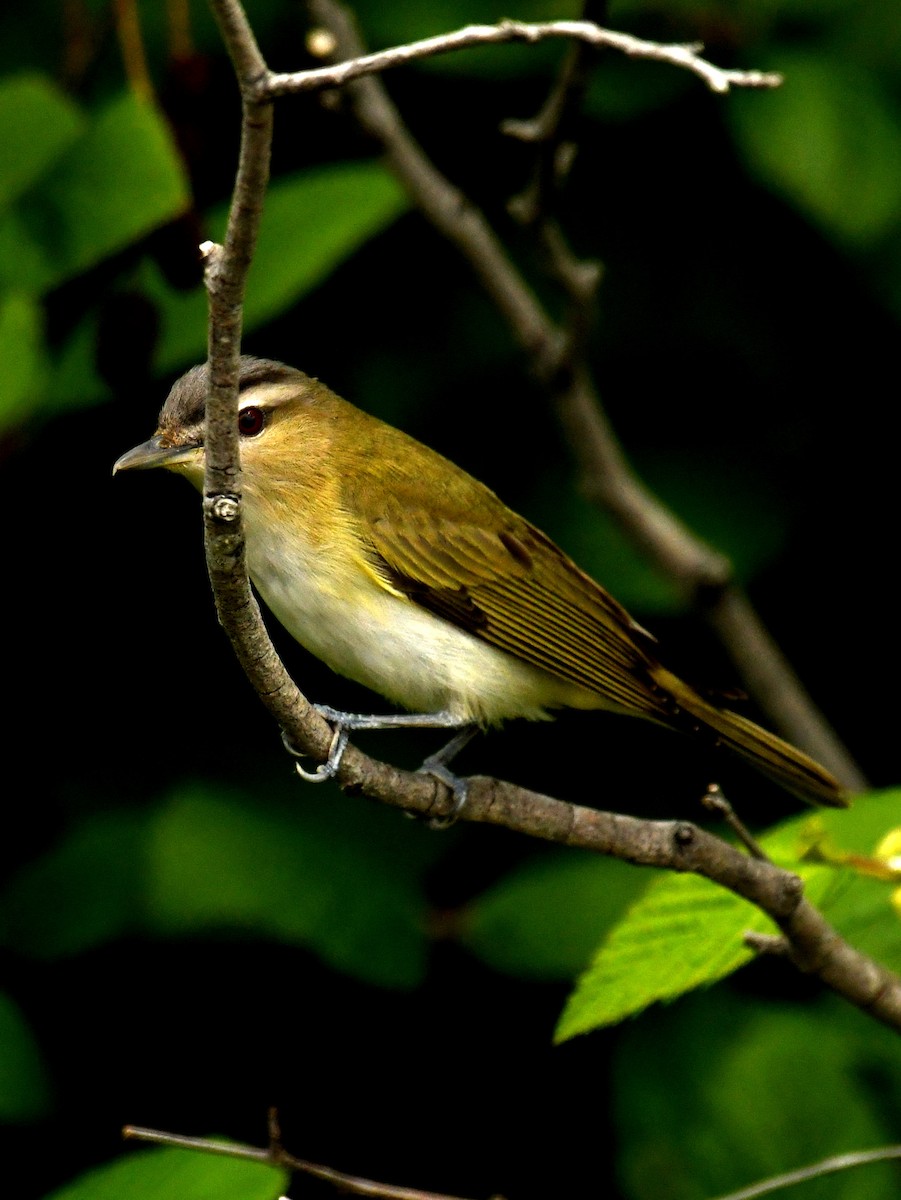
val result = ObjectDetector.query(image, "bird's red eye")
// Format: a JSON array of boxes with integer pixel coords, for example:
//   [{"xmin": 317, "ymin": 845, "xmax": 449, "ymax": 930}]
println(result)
[{"xmin": 238, "ymin": 406, "xmax": 265, "ymax": 436}]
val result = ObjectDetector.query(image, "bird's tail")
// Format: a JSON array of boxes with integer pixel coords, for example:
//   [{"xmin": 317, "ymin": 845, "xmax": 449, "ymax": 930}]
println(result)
[{"xmin": 653, "ymin": 668, "xmax": 849, "ymax": 808}]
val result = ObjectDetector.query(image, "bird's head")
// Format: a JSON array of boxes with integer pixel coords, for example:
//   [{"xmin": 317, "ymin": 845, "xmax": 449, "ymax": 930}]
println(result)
[{"xmin": 113, "ymin": 357, "xmax": 333, "ymax": 494}]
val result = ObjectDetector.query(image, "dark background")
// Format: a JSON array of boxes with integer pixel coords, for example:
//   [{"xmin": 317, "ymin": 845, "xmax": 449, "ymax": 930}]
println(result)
[{"xmin": 3, "ymin": 2, "xmax": 901, "ymax": 1198}]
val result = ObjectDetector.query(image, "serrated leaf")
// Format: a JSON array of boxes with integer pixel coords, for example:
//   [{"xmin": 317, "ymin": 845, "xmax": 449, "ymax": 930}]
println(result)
[
  {"xmin": 556, "ymin": 789, "xmax": 901, "ymax": 1038},
  {"xmin": 0, "ymin": 991, "xmax": 51, "ymax": 1121},
  {"xmin": 730, "ymin": 52, "xmax": 901, "ymax": 246},
  {"xmin": 151, "ymin": 162, "xmax": 409, "ymax": 372},
  {"xmin": 146, "ymin": 786, "xmax": 429, "ymax": 988},
  {"xmin": 555, "ymin": 872, "xmax": 767, "ymax": 1040},
  {"xmin": 462, "ymin": 851, "xmax": 649, "ymax": 979},
  {"xmin": 0, "ymin": 292, "xmax": 44, "ymax": 426},
  {"xmin": 44, "ymin": 1145, "xmax": 287, "ymax": 1200}
]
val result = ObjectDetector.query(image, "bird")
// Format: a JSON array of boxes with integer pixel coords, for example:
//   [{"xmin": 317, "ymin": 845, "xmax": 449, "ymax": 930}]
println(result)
[{"xmin": 114, "ymin": 355, "xmax": 848, "ymax": 816}]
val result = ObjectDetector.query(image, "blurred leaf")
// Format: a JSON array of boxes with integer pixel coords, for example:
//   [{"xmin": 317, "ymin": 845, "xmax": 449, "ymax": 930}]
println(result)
[
  {"xmin": 0, "ymin": 785, "xmax": 434, "ymax": 988},
  {"xmin": 556, "ymin": 790, "xmax": 901, "ymax": 1038},
  {"xmin": 462, "ymin": 851, "xmax": 650, "ymax": 979},
  {"xmin": 614, "ymin": 996, "xmax": 900, "ymax": 1200},
  {"xmin": 145, "ymin": 786, "xmax": 430, "ymax": 988},
  {"xmin": 0, "ymin": 811, "xmax": 148, "ymax": 958},
  {"xmin": 775, "ymin": 786, "xmax": 901, "ymax": 855},
  {"xmin": 0, "ymin": 91, "xmax": 189, "ymax": 293},
  {"xmin": 777, "ymin": 788, "xmax": 901, "ymax": 973},
  {"xmin": 730, "ymin": 52, "xmax": 901, "ymax": 246},
  {"xmin": 0, "ymin": 292, "xmax": 44, "ymax": 427},
  {"xmin": 823, "ymin": 871, "xmax": 901, "ymax": 976},
  {"xmin": 0, "ymin": 991, "xmax": 51, "ymax": 1122},
  {"xmin": 0, "ymin": 74, "xmax": 84, "ymax": 210},
  {"xmin": 151, "ymin": 162, "xmax": 410, "ymax": 373},
  {"xmin": 44, "ymin": 1145, "xmax": 287, "ymax": 1200},
  {"xmin": 0, "ymin": 207, "xmax": 54, "ymax": 294}
]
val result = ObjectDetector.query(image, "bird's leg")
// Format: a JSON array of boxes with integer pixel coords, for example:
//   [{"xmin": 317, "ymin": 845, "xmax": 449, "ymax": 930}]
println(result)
[
  {"xmin": 314, "ymin": 705, "xmax": 467, "ymax": 731},
  {"xmin": 282, "ymin": 707, "xmax": 471, "ymax": 788},
  {"xmin": 416, "ymin": 724, "xmax": 479, "ymax": 829}
]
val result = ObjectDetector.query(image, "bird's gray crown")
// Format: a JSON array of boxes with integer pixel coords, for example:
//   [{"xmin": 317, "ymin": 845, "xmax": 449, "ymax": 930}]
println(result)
[{"xmin": 159, "ymin": 356, "xmax": 304, "ymax": 430}]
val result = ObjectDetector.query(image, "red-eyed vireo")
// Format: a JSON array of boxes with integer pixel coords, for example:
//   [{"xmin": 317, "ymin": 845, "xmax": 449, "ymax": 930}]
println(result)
[{"xmin": 114, "ymin": 356, "xmax": 847, "ymax": 814}]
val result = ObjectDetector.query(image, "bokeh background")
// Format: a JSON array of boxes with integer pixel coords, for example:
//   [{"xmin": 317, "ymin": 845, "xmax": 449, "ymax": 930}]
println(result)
[{"xmin": 3, "ymin": 2, "xmax": 901, "ymax": 1198}]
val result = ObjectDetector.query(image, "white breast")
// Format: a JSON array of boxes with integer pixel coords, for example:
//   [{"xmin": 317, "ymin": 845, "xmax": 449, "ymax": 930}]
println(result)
[{"xmin": 243, "ymin": 508, "xmax": 595, "ymax": 726}]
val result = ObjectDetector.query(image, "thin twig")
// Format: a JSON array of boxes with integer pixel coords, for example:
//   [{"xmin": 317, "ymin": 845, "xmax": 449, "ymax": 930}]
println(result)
[
  {"xmin": 503, "ymin": 0, "xmax": 608, "ymax": 226},
  {"xmin": 122, "ymin": 1125, "xmax": 483, "ymax": 1200},
  {"xmin": 712, "ymin": 1144, "xmax": 901, "ymax": 1200},
  {"xmin": 264, "ymin": 18, "xmax": 782, "ymax": 98},
  {"xmin": 702, "ymin": 783, "xmax": 770, "ymax": 861}
]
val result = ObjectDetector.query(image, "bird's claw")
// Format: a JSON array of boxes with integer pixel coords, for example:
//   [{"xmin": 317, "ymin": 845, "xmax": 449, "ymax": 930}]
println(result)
[
  {"xmin": 416, "ymin": 757, "xmax": 469, "ymax": 829},
  {"xmin": 281, "ymin": 719, "xmax": 350, "ymax": 783}
]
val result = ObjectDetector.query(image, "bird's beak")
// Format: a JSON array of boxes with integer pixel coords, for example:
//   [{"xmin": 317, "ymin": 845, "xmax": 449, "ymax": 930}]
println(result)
[{"xmin": 113, "ymin": 435, "xmax": 200, "ymax": 475}]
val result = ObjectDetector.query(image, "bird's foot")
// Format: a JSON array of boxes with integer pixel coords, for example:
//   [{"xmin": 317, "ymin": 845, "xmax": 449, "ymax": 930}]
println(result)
[
  {"xmin": 283, "ymin": 704, "xmax": 429, "ymax": 782},
  {"xmin": 283, "ymin": 709, "xmax": 478, "ymax": 825},
  {"xmin": 415, "ymin": 725, "xmax": 479, "ymax": 828},
  {"xmin": 416, "ymin": 756, "xmax": 469, "ymax": 829},
  {"xmin": 281, "ymin": 716, "xmax": 350, "ymax": 783}
]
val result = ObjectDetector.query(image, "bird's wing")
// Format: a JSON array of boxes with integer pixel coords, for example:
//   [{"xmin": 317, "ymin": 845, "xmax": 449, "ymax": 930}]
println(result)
[{"xmin": 360, "ymin": 500, "xmax": 668, "ymax": 717}]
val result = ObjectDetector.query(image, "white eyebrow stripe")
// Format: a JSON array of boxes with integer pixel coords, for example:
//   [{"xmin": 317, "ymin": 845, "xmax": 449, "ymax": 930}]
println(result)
[{"xmin": 238, "ymin": 381, "xmax": 299, "ymax": 410}]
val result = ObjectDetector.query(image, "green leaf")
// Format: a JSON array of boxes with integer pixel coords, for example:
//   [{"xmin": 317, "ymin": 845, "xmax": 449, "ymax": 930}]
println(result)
[
  {"xmin": 614, "ymin": 997, "xmax": 901, "ymax": 1200},
  {"xmin": 145, "ymin": 786, "xmax": 430, "ymax": 988},
  {"xmin": 730, "ymin": 52, "xmax": 901, "ymax": 247},
  {"xmin": 462, "ymin": 852, "xmax": 650, "ymax": 979},
  {"xmin": 777, "ymin": 788, "xmax": 901, "ymax": 973},
  {"xmin": 151, "ymin": 161, "xmax": 410, "ymax": 373},
  {"xmin": 556, "ymin": 789, "xmax": 901, "ymax": 1039},
  {"xmin": 0, "ymin": 991, "xmax": 51, "ymax": 1121},
  {"xmin": 0, "ymin": 207, "xmax": 54, "ymax": 295},
  {"xmin": 0, "ymin": 74, "xmax": 85, "ymax": 210},
  {"xmin": 43, "ymin": 1145, "xmax": 287, "ymax": 1200},
  {"xmin": 0, "ymin": 91, "xmax": 189, "ymax": 293},
  {"xmin": 0, "ymin": 785, "xmax": 434, "ymax": 988},
  {"xmin": 555, "ymin": 871, "xmax": 769, "ymax": 1041},
  {"xmin": 0, "ymin": 811, "xmax": 148, "ymax": 958},
  {"xmin": 0, "ymin": 292, "xmax": 44, "ymax": 428}
]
